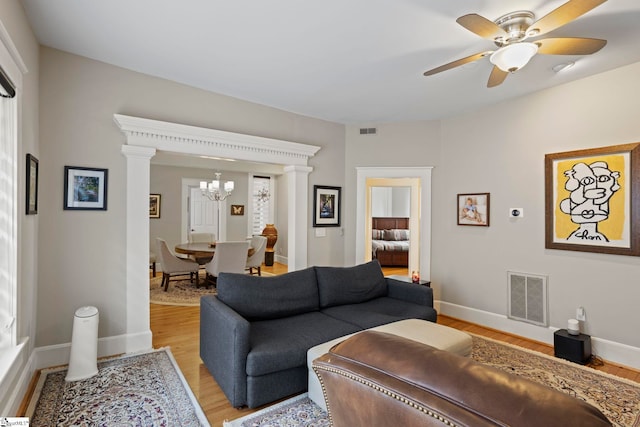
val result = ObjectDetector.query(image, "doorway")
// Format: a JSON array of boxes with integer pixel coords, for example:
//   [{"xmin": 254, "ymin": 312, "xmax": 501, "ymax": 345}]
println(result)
[{"xmin": 356, "ymin": 166, "xmax": 433, "ymax": 280}]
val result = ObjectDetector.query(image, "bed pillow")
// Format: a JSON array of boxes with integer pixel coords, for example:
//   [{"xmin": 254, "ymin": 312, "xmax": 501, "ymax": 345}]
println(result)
[
  {"xmin": 372, "ymin": 229, "xmax": 384, "ymax": 240},
  {"xmin": 383, "ymin": 229, "xmax": 410, "ymax": 241}
]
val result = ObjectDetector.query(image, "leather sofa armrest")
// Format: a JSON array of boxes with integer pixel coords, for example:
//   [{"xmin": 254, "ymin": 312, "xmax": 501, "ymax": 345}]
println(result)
[
  {"xmin": 200, "ymin": 295, "xmax": 251, "ymax": 408},
  {"xmin": 313, "ymin": 331, "xmax": 611, "ymax": 427},
  {"xmin": 386, "ymin": 278, "xmax": 433, "ymax": 307}
]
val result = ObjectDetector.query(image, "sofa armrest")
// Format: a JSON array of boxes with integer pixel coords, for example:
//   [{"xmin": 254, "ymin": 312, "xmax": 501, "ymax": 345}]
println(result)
[
  {"xmin": 386, "ymin": 278, "xmax": 433, "ymax": 307},
  {"xmin": 200, "ymin": 295, "xmax": 251, "ymax": 408}
]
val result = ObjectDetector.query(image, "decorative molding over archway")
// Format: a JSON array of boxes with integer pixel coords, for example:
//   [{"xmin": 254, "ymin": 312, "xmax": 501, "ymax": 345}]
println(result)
[
  {"xmin": 114, "ymin": 114, "xmax": 320, "ymax": 165},
  {"xmin": 115, "ymin": 114, "xmax": 320, "ymax": 353}
]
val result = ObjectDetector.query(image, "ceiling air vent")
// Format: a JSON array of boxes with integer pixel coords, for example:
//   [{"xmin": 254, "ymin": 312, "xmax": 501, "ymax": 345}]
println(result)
[{"xmin": 359, "ymin": 127, "xmax": 377, "ymax": 135}]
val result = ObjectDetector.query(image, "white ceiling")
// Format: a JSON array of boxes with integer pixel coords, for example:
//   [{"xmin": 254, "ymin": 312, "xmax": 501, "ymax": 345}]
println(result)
[{"xmin": 20, "ymin": 0, "xmax": 640, "ymax": 124}]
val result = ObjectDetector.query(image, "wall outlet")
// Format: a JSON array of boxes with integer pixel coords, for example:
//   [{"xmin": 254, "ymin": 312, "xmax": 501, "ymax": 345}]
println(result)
[{"xmin": 576, "ymin": 306, "xmax": 586, "ymax": 321}]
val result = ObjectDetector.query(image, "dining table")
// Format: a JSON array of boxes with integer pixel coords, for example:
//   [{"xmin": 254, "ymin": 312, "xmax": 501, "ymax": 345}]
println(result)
[{"xmin": 174, "ymin": 242, "xmax": 255, "ymax": 262}]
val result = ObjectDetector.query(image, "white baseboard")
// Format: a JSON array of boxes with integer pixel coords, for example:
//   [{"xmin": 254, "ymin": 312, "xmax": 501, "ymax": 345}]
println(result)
[
  {"xmin": 437, "ymin": 301, "xmax": 640, "ymax": 370},
  {"xmin": 33, "ymin": 331, "xmax": 153, "ymax": 371},
  {"xmin": 274, "ymin": 254, "xmax": 287, "ymax": 265}
]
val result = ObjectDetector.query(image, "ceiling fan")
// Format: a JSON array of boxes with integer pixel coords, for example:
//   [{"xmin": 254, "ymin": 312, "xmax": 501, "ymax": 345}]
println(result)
[{"xmin": 423, "ymin": 0, "xmax": 608, "ymax": 87}]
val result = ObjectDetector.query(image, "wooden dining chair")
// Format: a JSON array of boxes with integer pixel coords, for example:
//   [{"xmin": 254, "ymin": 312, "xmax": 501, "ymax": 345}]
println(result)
[{"xmin": 204, "ymin": 241, "xmax": 249, "ymax": 287}]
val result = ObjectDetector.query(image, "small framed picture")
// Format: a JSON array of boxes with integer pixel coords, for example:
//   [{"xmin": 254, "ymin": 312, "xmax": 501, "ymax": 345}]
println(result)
[
  {"xmin": 63, "ymin": 166, "xmax": 108, "ymax": 211},
  {"xmin": 457, "ymin": 193, "xmax": 490, "ymax": 226},
  {"xmin": 150, "ymin": 194, "xmax": 161, "ymax": 218},
  {"xmin": 231, "ymin": 204, "xmax": 244, "ymax": 216},
  {"xmin": 26, "ymin": 153, "xmax": 39, "ymax": 215},
  {"xmin": 313, "ymin": 185, "xmax": 341, "ymax": 227}
]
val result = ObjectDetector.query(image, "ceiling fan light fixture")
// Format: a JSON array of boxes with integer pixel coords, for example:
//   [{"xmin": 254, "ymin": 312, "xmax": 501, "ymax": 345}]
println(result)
[{"xmin": 489, "ymin": 42, "xmax": 539, "ymax": 72}]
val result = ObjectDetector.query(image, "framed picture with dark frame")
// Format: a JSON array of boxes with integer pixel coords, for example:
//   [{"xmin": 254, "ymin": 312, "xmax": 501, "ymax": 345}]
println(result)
[
  {"xmin": 313, "ymin": 185, "xmax": 341, "ymax": 227},
  {"xmin": 545, "ymin": 143, "xmax": 640, "ymax": 256},
  {"xmin": 149, "ymin": 194, "xmax": 161, "ymax": 218},
  {"xmin": 26, "ymin": 153, "xmax": 38, "ymax": 215},
  {"xmin": 63, "ymin": 166, "xmax": 108, "ymax": 211},
  {"xmin": 231, "ymin": 204, "xmax": 244, "ymax": 216},
  {"xmin": 457, "ymin": 193, "xmax": 490, "ymax": 226}
]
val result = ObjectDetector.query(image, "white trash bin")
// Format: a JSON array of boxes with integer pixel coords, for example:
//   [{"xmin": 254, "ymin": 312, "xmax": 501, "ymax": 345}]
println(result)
[{"xmin": 65, "ymin": 306, "xmax": 99, "ymax": 382}]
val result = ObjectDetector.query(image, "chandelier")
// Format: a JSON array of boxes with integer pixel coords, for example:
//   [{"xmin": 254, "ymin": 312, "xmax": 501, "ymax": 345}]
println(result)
[
  {"xmin": 256, "ymin": 186, "xmax": 270, "ymax": 202},
  {"xmin": 200, "ymin": 172, "xmax": 234, "ymax": 201}
]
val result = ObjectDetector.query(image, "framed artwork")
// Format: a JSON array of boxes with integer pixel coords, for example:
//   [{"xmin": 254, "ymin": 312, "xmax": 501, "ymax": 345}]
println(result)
[
  {"xmin": 313, "ymin": 185, "xmax": 341, "ymax": 227},
  {"xmin": 545, "ymin": 143, "xmax": 640, "ymax": 256},
  {"xmin": 26, "ymin": 153, "xmax": 39, "ymax": 215},
  {"xmin": 63, "ymin": 166, "xmax": 108, "ymax": 211},
  {"xmin": 457, "ymin": 193, "xmax": 490, "ymax": 226},
  {"xmin": 149, "ymin": 194, "xmax": 161, "ymax": 218},
  {"xmin": 231, "ymin": 204, "xmax": 244, "ymax": 216}
]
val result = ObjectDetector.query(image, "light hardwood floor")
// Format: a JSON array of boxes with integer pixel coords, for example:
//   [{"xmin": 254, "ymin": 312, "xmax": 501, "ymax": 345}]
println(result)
[{"xmin": 21, "ymin": 263, "xmax": 640, "ymax": 425}]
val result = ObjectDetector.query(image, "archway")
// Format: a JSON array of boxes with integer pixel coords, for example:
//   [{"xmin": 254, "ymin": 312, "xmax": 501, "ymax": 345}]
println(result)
[{"xmin": 115, "ymin": 114, "xmax": 320, "ymax": 352}]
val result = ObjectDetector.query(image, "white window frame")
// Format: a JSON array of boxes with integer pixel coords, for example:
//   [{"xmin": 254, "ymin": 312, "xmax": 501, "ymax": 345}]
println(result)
[
  {"xmin": 247, "ymin": 174, "xmax": 275, "ymax": 237},
  {"xmin": 0, "ymin": 24, "xmax": 24, "ymax": 352}
]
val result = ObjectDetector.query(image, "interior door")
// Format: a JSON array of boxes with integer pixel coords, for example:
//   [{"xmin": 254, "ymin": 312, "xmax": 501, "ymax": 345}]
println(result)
[{"xmin": 189, "ymin": 187, "xmax": 218, "ymax": 238}]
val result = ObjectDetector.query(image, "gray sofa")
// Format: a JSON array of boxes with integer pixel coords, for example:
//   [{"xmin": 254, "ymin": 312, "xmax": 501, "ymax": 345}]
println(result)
[{"xmin": 199, "ymin": 260, "xmax": 437, "ymax": 408}]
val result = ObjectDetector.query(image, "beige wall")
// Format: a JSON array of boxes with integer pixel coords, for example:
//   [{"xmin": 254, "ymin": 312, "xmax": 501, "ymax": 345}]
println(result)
[
  {"xmin": 150, "ymin": 165, "xmax": 258, "ymax": 251},
  {"xmin": 37, "ymin": 47, "xmax": 345, "ymax": 347},
  {"xmin": 435, "ymin": 62, "xmax": 640, "ymax": 349},
  {"xmin": 345, "ymin": 62, "xmax": 640, "ymax": 354}
]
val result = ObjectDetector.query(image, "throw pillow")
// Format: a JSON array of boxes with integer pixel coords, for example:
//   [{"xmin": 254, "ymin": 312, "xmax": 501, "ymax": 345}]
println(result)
[
  {"xmin": 315, "ymin": 260, "xmax": 387, "ymax": 308},
  {"xmin": 217, "ymin": 267, "xmax": 319, "ymax": 320}
]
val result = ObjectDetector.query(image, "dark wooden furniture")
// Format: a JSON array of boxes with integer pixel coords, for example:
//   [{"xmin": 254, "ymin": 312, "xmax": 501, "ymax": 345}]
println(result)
[{"xmin": 372, "ymin": 217, "xmax": 409, "ymax": 267}]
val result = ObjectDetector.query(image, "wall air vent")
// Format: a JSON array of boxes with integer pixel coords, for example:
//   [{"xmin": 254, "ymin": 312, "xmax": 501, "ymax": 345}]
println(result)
[
  {"xmin": 507, "ymin": 271, "xmax": 548, "ymax": 327},
  {"xmin": 359, "ymin": 127, "xmax": 377, "ymax": 135}
]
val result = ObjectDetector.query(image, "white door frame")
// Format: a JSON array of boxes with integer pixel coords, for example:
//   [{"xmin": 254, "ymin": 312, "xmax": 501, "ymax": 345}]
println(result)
[
  {"xmin": 116, "ymin": 114, "xmax": 320, "ymax": 353},
  {"xmin": 356, "ymin": 167, "xmax": 433, "ymax": 280}
]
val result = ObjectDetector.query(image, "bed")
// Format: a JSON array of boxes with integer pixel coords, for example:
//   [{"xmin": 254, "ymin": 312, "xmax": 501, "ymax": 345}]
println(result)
[{"xmin": 371, "ymin": 217, "xmax": 409, "ymax": 267}]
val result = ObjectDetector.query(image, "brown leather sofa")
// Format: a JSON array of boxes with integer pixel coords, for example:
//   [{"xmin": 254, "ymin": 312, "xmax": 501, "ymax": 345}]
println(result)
[{"xmin": 312, "ymin": 331, "xmax": 611, "ymax": 427}]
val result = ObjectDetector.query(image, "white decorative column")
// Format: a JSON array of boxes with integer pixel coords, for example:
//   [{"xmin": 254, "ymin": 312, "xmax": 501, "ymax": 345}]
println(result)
[
  {"xmin": 285, "ymin": 165, "xmax": 313, "ymax": 271},
  {"xmin": 121, "ymin": 145, "xmax": 156, "ymax": 353}
]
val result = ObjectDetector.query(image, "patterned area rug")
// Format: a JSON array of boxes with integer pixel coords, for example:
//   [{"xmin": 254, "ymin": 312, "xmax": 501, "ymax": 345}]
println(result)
[
  {"xmin": 150, "ymin": 271, "xmax": 274, "ymax": 306},
  {"xmin": 150, "ymin": 272, "xmax": 215, "ymax": 306},
  {"xmin": 27, "ymin": 348, "xmax": 210, "ymax": 426},
  {"xmin": 225, "ymin": 335, "xmax": 640, "ymax": 427}
]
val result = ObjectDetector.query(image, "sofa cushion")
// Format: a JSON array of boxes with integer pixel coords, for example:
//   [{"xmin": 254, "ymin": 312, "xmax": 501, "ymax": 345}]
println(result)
[
  {"xmin": 247, "ymin": 312, "xmax": 361, "ymax": 377},
  {"xmin": 321, "ymin": 297, "xmax": 437, "ymax": 329},
  {"xmin": 315, "ymin": 260, "xmax": 387, "ymax": 308},
  {"xmin": 216, "ymin": 267, "xmax": 319, "ymax": 320}
]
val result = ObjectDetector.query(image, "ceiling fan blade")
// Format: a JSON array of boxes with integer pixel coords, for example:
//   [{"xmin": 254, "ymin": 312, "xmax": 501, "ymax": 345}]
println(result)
[
  {"xmin": 487, "ymin": 66, "xmax": 508, "ymax": 88},
  {"xmin": 527, "ymin": 0, "xmax": 607, "ymax": 37},
  {"xmin": 456, "ymin": 14, "xmax": 507, "ymax": 41},
  {"xmin": 536, "ymin": 37, "xmax": 607, "ymax": 55},
  {"xmin": 423, "ymin": 51, "xmax": 492, "ymax": 76}
]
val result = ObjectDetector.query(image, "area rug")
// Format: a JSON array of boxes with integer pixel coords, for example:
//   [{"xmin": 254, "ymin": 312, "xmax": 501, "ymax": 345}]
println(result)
[
  {"xmin": 150, "ymin": 271, "xmax": 275, "ymax": 306},
  {"xmin": 26, "ymin": 347, "xmax": 210, "ymax": 426},
  {"xmin": 223, "ymin": 393, "xmax": 326, "ymax": 427},
  {"xmin": 224, "ymin": 335, "xmax": 640, "ymax": 427},
  {"xmin": 150, "ymin": 272, "xmax": 215, "ymax": 306}
]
